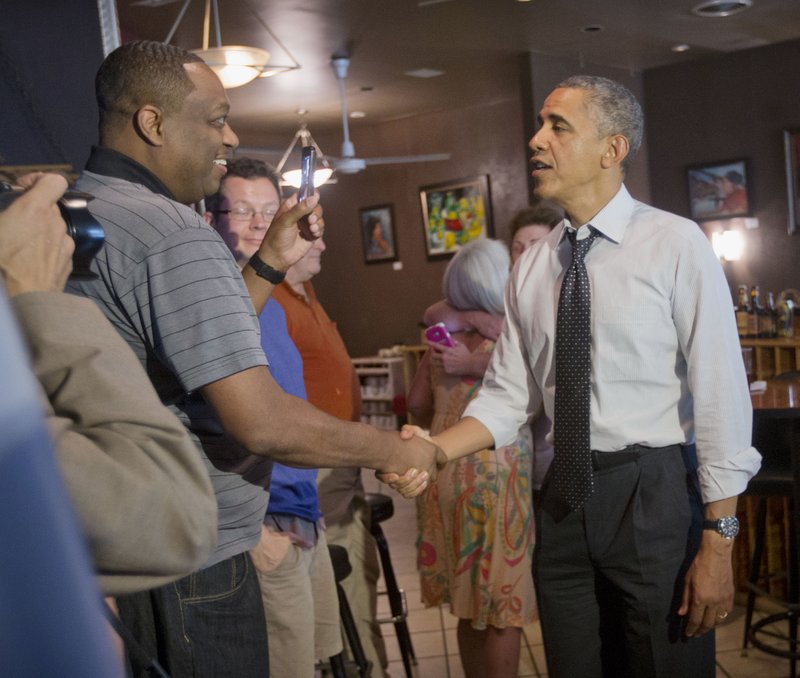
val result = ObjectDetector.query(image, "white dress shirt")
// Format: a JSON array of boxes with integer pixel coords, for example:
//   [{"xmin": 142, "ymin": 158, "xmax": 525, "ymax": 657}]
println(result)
[{"xmin": 465, "ymin": 185, "xmax": 761, "ymax": 503}]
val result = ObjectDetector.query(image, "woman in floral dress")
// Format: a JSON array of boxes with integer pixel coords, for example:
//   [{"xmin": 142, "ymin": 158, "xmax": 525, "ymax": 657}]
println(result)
[{"xmin": 408, "ymin": 239, "xmax": 535, "ymax": 678}]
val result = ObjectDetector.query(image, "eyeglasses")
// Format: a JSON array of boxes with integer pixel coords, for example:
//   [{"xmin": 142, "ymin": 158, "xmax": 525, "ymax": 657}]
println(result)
[{"xmin": 215, "ymin": 207, "xmax": 278, "ymax": 222}]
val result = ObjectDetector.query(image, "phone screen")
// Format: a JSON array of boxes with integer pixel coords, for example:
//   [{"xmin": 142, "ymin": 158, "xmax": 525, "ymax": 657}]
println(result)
[
  {"xmin": 296, "ymin": 146, "xmax": 318, "ymax": 241},
  {"xmin": 297, "ymin": 146, "xmax": 316, "ymax": 203}
]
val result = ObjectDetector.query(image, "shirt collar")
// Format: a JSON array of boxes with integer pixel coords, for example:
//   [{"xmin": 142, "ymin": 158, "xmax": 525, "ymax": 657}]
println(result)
[
  {"xmin": 280, "ymin": 279, "xmax": 316, "ymax": 304},
  {"xmin": 557, "ymin": 184, "xmax": 634, "ymax": 246},
  {"xmin": 84, "ymin": 146, "xmax": 175, "ymax": 200}
]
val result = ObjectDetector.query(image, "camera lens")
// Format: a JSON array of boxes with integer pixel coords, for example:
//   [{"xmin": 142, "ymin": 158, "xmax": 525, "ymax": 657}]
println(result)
[
  {"xmin": 58, "ymin": 192, "xmax": 105, "ymax": 280},
  {"xmin": 0, "ymin": 183, "xmax": 105, "ymax": 280}
]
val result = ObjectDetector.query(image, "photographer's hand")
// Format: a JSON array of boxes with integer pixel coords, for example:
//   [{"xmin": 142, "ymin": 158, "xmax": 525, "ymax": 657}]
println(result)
[
  {"xmin": 0, "ymin": 173, "xmax": 73, "ymax": 296},
  {"xmin": 260, "ymin": 191, "xmax": 324, "ymax": 270},
  {"xmin": 241, "ymin": 191, "xmax": 324, "ymax": 313}
]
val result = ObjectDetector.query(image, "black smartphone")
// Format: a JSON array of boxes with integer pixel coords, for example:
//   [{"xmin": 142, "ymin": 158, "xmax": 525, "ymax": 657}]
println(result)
[
  {"xmin": 297, "ymin": 146, "xmax": 316, "ymax": 203},
  {"xmin": 296, "ymin": 146, "xmax": 317, "ymax": 241}
]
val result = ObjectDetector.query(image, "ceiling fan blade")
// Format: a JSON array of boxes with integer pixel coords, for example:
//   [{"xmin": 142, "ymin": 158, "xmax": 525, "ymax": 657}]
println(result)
[
  {"xmin": 362, "ymin": 153, "xmax": 451, "ymax": 166},
  {"xmin": 329, "ymin": 54, "xmax": 451, "ymax": 174},
  {"xmin": 332, "ymin": 157, "xmax": 367, "ymax": 174}
]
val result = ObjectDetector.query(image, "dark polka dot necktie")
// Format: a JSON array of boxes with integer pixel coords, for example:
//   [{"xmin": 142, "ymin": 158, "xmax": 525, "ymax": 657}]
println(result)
[{"xmin": 553, "ymin": 226, "xmax": 599, "ymax": 511}]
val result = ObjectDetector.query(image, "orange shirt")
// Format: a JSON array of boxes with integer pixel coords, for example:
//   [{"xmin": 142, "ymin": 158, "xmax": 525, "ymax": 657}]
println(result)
[{"xmin": 271, "ymin": 281, "xmax": 359, "ymax": 421}]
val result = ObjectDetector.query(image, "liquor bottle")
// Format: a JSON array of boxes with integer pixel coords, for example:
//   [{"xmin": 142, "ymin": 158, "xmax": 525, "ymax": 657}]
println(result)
[
  {"xmin": 778, "ymin": 299, "xmax": 795, "ymax": 338},
  {"xmin": 795, "ymin": 303, "xmax": 800, "ymax": 339},
  {"xmin": 735, "ymin": 285, "xmax": 750, "ymax": 339},
  {"xmin": 758, "ymin": 292, "xmax": 778, "ymax": 339},
  {"xmin": 767, "ymin": 292, "xmax": 778, "ymax": 339},
  {"xmin": 748, "ymin": 286, "xmax": 760, "ymax": 339}
]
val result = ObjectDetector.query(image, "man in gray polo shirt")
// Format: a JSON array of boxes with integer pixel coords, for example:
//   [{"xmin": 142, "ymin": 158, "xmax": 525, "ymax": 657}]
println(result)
[{"xmin": 69, "ymin": 40, "xmax": 440, "ymax": 678}]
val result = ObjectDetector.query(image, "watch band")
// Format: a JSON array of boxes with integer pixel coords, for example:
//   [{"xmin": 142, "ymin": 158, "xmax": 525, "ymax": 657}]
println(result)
[
  {"xmin": 702, "ymin": 515, "xmax": 739, "ymax": 539},
  {"xmin": 248, "ymin": 254, "xmax": 286, "ymax": 285}
]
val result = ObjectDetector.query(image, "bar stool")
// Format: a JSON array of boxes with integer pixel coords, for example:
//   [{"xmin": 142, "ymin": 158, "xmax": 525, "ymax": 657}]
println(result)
[
  {"xmin": 741, "ymin": 407, "xmax": 799, "ymax": 678},
  {"xmin": 364, "ymin": 492, "xmax": 416, "ymax": 678},
  {"xmin": 328, "ymin": 544, "xmax": 372, "ymax": 677}
]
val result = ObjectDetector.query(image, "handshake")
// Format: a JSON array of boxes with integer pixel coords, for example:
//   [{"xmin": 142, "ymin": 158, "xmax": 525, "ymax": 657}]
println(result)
[{"xmin": 380, "ymin": 425, "xmax": 447, "ymax": 498}]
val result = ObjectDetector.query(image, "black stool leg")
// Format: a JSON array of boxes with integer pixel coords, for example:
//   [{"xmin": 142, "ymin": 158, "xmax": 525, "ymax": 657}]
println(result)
[
  {"xmin": 743, "ymin": 497, "xmax": 769, "ymax": 654},
  {"xmin": 336, "ymin": 580, "xmax": 372, "ymax": 677},
  {"xmin": 371, "ymin": 521, "xmax": 416, "ymax": 678},
  {"xmin": 789, "ymin": 499, "xmax": 798, "ymax": 678},
  {"xmin": 328, "ymin": 652, "xmax": 348, "ymax": 678}
]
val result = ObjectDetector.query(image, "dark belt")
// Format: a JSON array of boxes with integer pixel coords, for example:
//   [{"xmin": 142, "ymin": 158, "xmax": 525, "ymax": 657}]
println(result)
[{"xmin": 591, "ymin": 443, "xmax": 681, "ymax": 471}]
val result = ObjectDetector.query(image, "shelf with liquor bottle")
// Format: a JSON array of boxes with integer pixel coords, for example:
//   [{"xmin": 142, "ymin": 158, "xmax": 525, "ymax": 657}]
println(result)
[
  {"xmin": 737, "ymin": 284, "xmax": 800, "ymax": 380},
  {"xmin": 352, "ymin": 356, "xmax": 407, "ymax": 431}
]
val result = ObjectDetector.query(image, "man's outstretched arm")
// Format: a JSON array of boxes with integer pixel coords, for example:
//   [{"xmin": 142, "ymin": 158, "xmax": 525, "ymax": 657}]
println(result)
[{"xmin": 202, "ymin": 366, "xmax": 445, "ymax": 481}]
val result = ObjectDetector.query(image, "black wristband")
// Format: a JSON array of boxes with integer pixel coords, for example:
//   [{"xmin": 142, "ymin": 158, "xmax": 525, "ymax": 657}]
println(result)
[{"xmin": 248, "ymin": 254, "xmax": 286, "ymax": 285}]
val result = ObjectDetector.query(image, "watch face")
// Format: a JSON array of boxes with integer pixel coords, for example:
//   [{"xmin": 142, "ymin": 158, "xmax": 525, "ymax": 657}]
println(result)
[{"xmin": 718, "ymin": 515, "xmax": 740, "ymax": 538}]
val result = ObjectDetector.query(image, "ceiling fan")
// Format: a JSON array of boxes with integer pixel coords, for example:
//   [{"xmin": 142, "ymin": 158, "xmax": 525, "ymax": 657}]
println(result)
[{"xmin": 329, "ymin": 55, "xmax": 451, "ymax": 174}]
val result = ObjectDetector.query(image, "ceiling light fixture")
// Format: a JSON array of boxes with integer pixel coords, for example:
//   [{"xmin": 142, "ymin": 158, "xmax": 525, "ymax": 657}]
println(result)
[
  {"xmin": 164, "ymin": 0, "xmax": 300, "ymax": 89},
  {"xmin": 672, "ymin": 43, "xmax": 691, "ymax": 53},
  {"xmin": 692, "ymin": 0, "xmax": 753, "ymax": 18},
  {"xmin": 275, "ymin": 112, "xmax": 335, "ymax": 189},
  {"xmin": 404, "ymin": 68, "xmax": 445, "ymax": 79}
]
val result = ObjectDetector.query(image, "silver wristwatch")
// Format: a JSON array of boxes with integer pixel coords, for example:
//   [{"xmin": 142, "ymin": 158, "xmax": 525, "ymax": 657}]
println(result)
[{"xmin": 703, "ymin": 515, "xmax": 739, "ymax": 539}]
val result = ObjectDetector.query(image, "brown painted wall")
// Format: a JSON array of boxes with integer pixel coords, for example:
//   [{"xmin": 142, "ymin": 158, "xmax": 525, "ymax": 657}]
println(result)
[
  {"xmin": 644, "ymin": 39, "xmax": 800, "ymax": 302},
  {"xmin": 310, "ymin": 87, "xmax": 531, "ymax": 358}
]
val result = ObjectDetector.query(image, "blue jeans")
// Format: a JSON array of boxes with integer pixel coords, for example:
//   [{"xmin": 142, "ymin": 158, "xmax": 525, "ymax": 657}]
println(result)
[{"xmin": 117, "ymin": 553, "xmax": 268, "ymax": 677}]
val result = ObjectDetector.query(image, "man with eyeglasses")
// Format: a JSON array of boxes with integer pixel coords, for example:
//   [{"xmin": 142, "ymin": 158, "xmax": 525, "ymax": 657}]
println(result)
[
  {"xmin": 205, "ymin": 156, "xmax": 343, "ymax": 677},
  {"xmin": 207, "ymin": 171, "xmax": 280, "ymax": 262}
]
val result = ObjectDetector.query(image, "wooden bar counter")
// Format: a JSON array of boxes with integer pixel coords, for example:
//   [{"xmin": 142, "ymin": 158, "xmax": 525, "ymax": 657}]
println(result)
[{"xmin": 740, "ymin": 338, "xmax": 800, "ymax": 381}]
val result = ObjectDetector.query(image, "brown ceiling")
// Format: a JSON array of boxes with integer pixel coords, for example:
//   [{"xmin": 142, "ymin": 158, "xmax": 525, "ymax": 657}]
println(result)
[{"xmin": 117, "ymin": 0, "xmax": 800, "ymax": 147}]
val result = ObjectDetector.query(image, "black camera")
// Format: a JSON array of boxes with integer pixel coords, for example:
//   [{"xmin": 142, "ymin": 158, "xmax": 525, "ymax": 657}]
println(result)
[{"xmin": 0, "ymin": 181, "xmax": 105, "ymax": 280}]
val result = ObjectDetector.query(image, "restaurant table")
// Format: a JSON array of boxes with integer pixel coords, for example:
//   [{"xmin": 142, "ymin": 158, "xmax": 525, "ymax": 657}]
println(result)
[
  {"xmin": 745, "ymin": 377, "xmax": 800, "ymax": 667},
  {"xmin": 750, "ymin": 378, "xmax": 800, "ymax": 561}
]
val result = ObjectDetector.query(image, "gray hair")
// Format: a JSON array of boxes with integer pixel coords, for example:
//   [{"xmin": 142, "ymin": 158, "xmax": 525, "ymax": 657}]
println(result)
[
  {"xmin": 442, "ymin": 239, "xmax": 509, "ymax": 315},
  {"xmin": 558, "ymin": 75, "xmax": 644, "ymax": 171}
]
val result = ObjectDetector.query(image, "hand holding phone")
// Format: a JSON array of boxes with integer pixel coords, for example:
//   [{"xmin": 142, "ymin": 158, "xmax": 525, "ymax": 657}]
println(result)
[
  {"xmin": 425, "ymin": 322, "xmax": 456, "ymax": 348},
  {"xmin": 297, "ymin": 146, "xmax": 316, "ymax": 241}
]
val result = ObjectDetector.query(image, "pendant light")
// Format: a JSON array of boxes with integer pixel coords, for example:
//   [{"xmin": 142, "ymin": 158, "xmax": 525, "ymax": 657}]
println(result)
[{"xmin": 165, "ymin": 0, "xmax": 299, "ymax": 89}]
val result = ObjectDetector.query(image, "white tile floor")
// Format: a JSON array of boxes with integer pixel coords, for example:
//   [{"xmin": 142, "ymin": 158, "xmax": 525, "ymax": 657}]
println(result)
[{"xmin": 361, "ymin": 472, "xmax": 795, "ymax": 678}]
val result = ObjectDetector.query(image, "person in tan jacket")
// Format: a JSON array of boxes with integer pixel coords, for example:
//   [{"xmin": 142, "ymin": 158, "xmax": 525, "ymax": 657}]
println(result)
[{"xmin": 1, "ymin": 172, "xmax": 217, "ymax": 595}]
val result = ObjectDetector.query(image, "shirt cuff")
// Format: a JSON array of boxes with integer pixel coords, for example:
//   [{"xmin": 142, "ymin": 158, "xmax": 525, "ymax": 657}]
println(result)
[{"xmin": 697, "ymin": 445, "xmax": 762, "ymax": 503}]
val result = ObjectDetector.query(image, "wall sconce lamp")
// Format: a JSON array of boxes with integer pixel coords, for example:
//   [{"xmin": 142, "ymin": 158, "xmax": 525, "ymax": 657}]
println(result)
[
  {"xmin": 711, "ymin": 229, "xmax": 744, "ymax": 261},
  {"xmin": 165, "ymin": 0, "xmax": 300, "ymax": 89}
]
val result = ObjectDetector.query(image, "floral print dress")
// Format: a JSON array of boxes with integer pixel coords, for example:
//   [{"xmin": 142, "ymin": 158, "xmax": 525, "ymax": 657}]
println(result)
[{"xmin": 416, "ymin": 339, "xmax": 536, "ymax": 629}]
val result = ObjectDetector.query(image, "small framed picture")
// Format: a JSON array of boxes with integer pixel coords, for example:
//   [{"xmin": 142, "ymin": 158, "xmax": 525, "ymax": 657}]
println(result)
[
  {"xmin": 359, "ymin": 204, "xmax": 398, "ymax": 263},
  {"xmin": 419, "ymin": 175, "xmax": 493, "ymax": 258},
  {"xmin": 784, "ymin": 129, "xmax": 800, "ymax": 234},
  {"xmin": 686, "ymin": 158, "xmax": 752, "ymax": 221}
]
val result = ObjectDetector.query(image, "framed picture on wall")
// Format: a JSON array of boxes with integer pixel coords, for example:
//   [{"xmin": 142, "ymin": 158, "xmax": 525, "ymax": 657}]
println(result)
[
  {"xmin": 359, "ymin": 204, "xmax": 398, "ymax": 263},
  {"xmin": 784, "ymin": 129, "xmax": 800, "ymax": 235},
  {"xmin": 686, "ymin": 158, "xmax": 752, "ymax": 221},
  {"xmin": 419, "ymin": 175, "xmax": 493, "ymax": 258}
]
